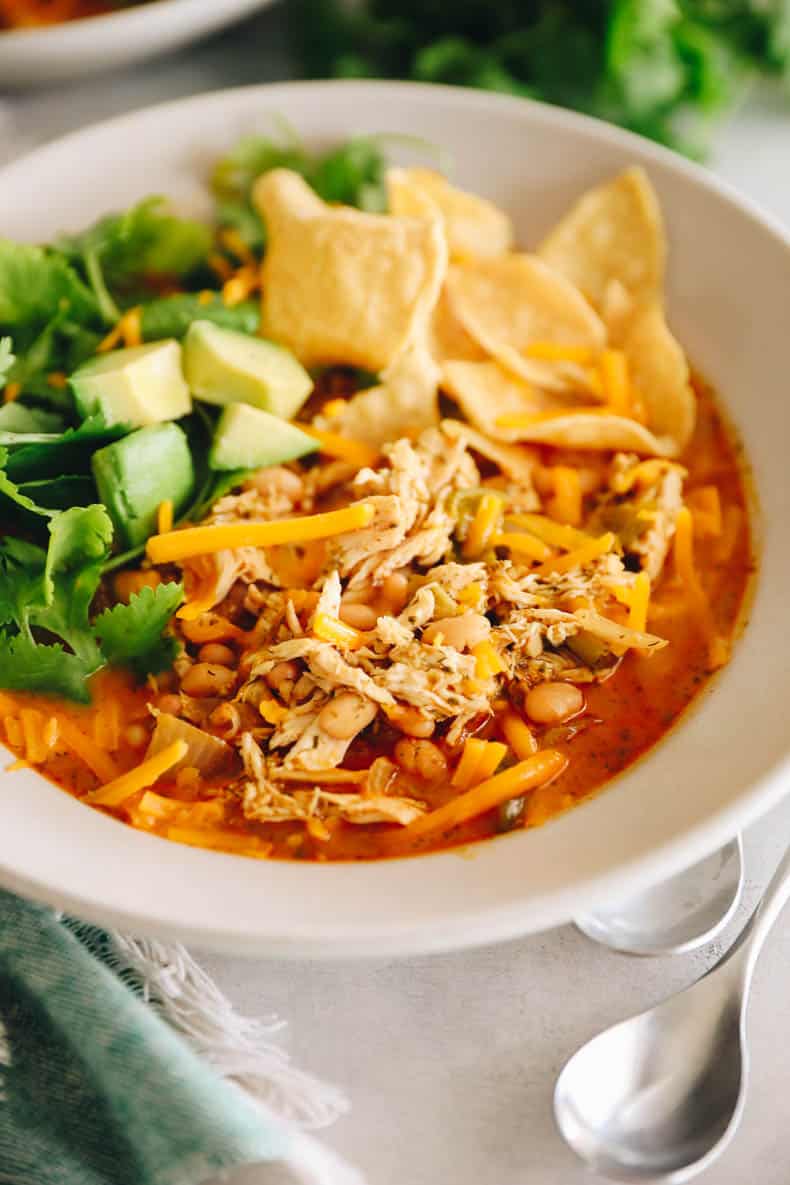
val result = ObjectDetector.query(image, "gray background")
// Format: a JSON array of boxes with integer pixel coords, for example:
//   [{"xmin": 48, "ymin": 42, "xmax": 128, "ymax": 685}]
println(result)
[{"xmin": 5, "ymin": 7, "xmax": 790, "ymax": 1182}]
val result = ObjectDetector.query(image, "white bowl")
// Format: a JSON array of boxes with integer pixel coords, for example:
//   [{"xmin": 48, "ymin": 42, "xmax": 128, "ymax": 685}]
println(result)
[
  {"xmin": 0, "ymin": 81, "xmax": 787, "ymax": 958},
  {"xmin": 0, "ymin": 0, "xmax": 275, "ymax": 86}
]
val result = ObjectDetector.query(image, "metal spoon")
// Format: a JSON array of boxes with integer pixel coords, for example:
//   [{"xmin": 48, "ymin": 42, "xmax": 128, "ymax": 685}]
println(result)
[
  {"xmin": 554, "ymin": 843, "xmax": 790, "ymax": 1182},
  {"xmin": 575, "ymin": 835, "xmax": 744, "ymax": 956}
]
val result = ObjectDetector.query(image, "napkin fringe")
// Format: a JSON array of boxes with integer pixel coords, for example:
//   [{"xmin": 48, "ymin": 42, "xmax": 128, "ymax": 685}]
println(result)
[{"xmin": 93, "ymin": 930, "xmax": 349, "ymax": 1131}]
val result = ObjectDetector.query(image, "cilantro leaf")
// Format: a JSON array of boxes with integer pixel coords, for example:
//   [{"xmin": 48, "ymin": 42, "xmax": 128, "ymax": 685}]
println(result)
[
  {"xmin": 93, "ymin": 581, "xmax": 184, "ymax": 676},
  {"xmin": 0, "ymin": 338, "xmax": 14, "ymax": 386},
  {"xmin": 0, "ymin": 633, "xmax": 93, "ymax": 702},
  {"xmin": 0, "ymin": 508, "xmax": 114, "ymax": 702},
  {"xmin": 0, "ymin": 537, "xmax": 48, "ymax": 634},
  {"xmin": 18, "ymin": 475, "xmax": 96, "ymax": 511},
  {"xmin": 56, "ymin": 198, "xmax": 212, "ymax": 323},
  {"xmin": 31, "ymin": 505, "xmax": 112, "ymax": 667},
  {"xmin": 139, "ymin": 293, "xmax": 259, "ymax": 340},
  {"xmin": 0, "ymin": 447, "xmax": 57, "ymax": 522},
  {"xmin": 5, "ymin": 417, "xmax": 127, "ymax": 484},
  {"xmin": 2, "ymin": 309, "xmax": 75, "ymax": 405},
  {"xmin": 0, "ymin": 241, "xmax": 98, "ymax": 341}
]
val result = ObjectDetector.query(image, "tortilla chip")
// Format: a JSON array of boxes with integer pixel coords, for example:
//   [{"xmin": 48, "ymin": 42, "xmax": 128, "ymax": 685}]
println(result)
[
  {"xmin": 387, "ymin": 167, "xmax": 513, "ymax": 261},
  {"xmin": 538, "ymin": 167, "xmax": 665, "ymax": 320},
  {"xmin": 441, "ymin": 419, "xmax": 538, "ymax": 487},
  {"xmin": 255, "ymin": 169, "xmax": 447, "ymax": 371},
  {"xmin": 445, "ymin": 255, "xmax": 605, "ymax": 392},
  {"xmin": 428, "ymin": 288, "xmax": 487, "ymax": 364},
  {"xmin": 623, "ymin": 302, "xmax": 695, "ymax": 452},
  {"xmin": 442, "ymin": 359, "xmax": 676, "ymax": 457},
  {"xmin": 327, "ymin": 335, "xmax": 440, "ymax": 446}
]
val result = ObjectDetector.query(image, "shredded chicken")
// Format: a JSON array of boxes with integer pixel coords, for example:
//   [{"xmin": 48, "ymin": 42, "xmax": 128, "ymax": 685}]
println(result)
[
  {"xmin": 335, "ymin": 427, "xmax": 479, "ymax": 587},
  {"xmin": 164, "ymin": 410, "xmax": 686, "ymax": 840}
]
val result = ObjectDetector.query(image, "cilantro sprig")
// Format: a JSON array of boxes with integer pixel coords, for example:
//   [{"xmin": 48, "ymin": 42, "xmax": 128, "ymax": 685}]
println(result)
[{"xmin": 0, "ymin": 504, "xmax": 183, "ymax": 703}]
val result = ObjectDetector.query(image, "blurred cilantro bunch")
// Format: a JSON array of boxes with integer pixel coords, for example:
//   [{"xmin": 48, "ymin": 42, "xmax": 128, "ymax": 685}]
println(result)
[{"xmin": 299, "ymin": 0, "xmax": 790, "ymax": 156}]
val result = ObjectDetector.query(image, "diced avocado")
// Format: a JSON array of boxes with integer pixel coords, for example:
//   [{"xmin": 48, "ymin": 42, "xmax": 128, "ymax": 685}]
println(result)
[
  {"xmin": 70, "ymin": 340, "xmax": 192, "ymax": 428},
  {"xmin": 183, "ymin": 320, "xmax": 313, "ymax": 419},
  {"xmin": 209, "ymin": 403, "xmax": 318, "ymax": 472},
  {"xmin": 92, "ymin": 423, "xmax": 194, "ymax": 548}
]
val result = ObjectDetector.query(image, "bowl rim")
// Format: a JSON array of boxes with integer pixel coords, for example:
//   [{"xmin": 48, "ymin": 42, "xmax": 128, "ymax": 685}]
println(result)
[{"xmin": 1, "ymin": 78, "xmax": 788, "ymax": 959}]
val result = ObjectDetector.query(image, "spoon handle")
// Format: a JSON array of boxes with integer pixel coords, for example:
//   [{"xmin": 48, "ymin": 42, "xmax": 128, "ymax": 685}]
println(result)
[{"xmin": 726, "ymin": 843, "xmax": 790, "ymax": 988}]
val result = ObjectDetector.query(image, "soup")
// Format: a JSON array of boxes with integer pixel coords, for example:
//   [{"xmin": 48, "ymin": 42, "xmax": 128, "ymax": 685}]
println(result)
[{"xmin": 0, "ymin": 141, "xmax": 754, "ymax": 861}]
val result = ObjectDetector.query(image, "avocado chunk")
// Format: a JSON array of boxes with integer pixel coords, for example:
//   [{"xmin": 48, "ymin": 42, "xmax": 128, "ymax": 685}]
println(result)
[
  {"xmin": 183, "ymin": 320, "xmax": 313, "ymax": 419},
  {"xmin": 70, "ymin": 340, "xmax": 192, "ymax": 428},
  {"xmin": 209, "ymin": 403, "xmax": 318, "ymax": 471},
  {"xmin": 92, "ymin": 423, "xmax": 194, "ymax": 548}
]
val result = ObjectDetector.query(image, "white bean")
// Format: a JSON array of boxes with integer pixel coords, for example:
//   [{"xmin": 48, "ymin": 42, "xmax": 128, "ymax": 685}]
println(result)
[
  {"xmin": 423, "ymin": 613, "xmax": 490, "ymax": 651},
  {"xmin": 524, "ymin": 682, "xmax": 584, "ymax": 725},
  {"xmin": 319, "ymin": 693, "xmax": 377, "ymax": 740}
]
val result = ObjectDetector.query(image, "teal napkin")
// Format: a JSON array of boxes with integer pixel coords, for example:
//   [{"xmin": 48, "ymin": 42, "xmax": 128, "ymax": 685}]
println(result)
[{"xmin": 0, "ymin": 890, "xmax": 359, "ymax": 1185}]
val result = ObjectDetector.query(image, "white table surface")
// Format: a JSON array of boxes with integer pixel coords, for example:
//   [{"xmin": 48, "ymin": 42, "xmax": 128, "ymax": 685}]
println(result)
[{"xmin": 5, "ymin": 10, "xmax": 790, "ymax": 1182}]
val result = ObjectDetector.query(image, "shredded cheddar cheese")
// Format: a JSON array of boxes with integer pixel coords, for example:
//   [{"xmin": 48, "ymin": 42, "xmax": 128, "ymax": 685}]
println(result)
[
  {"xmin": 687, "ymin": 485, "xmax": 723, "ymax": 538},
  {"xmin": 452, "ymin": 737, "xmax": 490, "ymax": 790},
  {"xmin": 472, "ymin": 639, "xmax": 507, "ymax": 680},
  {"xmin": 537, "ymin": 532, "xmax": 616, "ymax": 576},
  {"xmin": 3, "ymin": 381, "xmax": 21, "ymax": 404},
  {"xmin": 549, "ymin": 466, "xmax": 583, "ymax": 527},
  {"xmin": 475, "ymin": 741, "xmax": 508, "ymax": 783},
  {"xmin": 222, "ymin": 263, "xmax": 260, "ymax": 307},
  {"xmin": 504, "ymin": 513, "xmax": 592, "ymax": 551},
  {"xmin": 86, "ymin": 739, "xmax": 188, "ymax": 807},
  {"xmin": 313, "ymin": 611, "xmax": 365, "ymax": 650},
  {"xmin": 302, "ymin": 427, "xmax": 380, "ymax": 469},
  {"xmin": 627, "ymin": 571, "xmax": 651, "ymax": 633},
  {"xmin": 98, "ymin": 306, "xmax": 142, "ymax": 353},
  {"xmin": 401, "ymin": 750, "xmax": 569, "ymax": 840},
  {"xmin": 501, "ymin": 711, "xmax": 538, "ymax": 759},
  {"xmin": 457, "ymin": 582, "xmax": 485, "ymax": 607},
  {"xmin": 147, "ymin": 502, "xmax": 375, "ymax": 564},
  {"xmin": 463, "ymin": 492, "xmax": 503, "ymax": 559},
  {"xmin": 491, "ymin": 532, "xmax": 551, "ymax": 561},
  {"xmin": 57, "ymin": 717, "xmax": 122, "ymax": 783}
]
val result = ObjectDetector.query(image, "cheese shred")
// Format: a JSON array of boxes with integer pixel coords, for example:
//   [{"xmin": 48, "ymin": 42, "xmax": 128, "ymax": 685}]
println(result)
[
  {"xmin": 87, "ymin": 739, "xmax": 189, "ymax": 807},
  {"xmin": 147, "ymin": 502, "xmax": 375, "ymax": 564},
  {"xmin": 537, "ymin": 532, "xmax": 615, "ymax": 576},
  {"xmin": 463, "ymin": 493, "xmax": 503, "ymax": 559}
]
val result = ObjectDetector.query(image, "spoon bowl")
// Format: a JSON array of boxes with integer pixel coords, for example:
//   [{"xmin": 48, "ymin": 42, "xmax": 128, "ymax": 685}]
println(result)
[
  {"xmin": 575, "ymin": 836, "xmax": 744, "ymax": 956},
  {"xmin": 555, "ymin": 956, "xmax": 747, "ymax": 1181},
  {"xmin": 555, "ymin": 844, "xmax": 790, "ymax": 1181}
]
